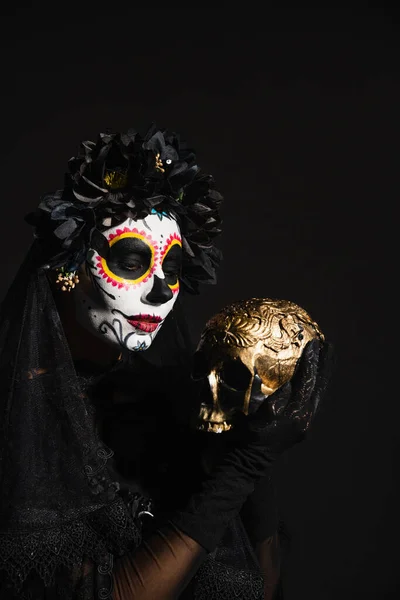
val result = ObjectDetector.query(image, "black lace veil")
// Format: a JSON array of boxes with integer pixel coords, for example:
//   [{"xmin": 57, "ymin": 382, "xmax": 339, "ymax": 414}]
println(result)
[{"xmin": 0, "ymin": 240, "xmax": 195, "ymax": 598}]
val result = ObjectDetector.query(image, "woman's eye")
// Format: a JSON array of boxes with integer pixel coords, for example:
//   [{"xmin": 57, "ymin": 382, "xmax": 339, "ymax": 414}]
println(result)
[
  {"xmin": 121, "ymin": 262, "xmax": 142, "ymax": 271},
  {"xmin": 163, "ymin": 264, "xmax": 180, "ymax": 276}
]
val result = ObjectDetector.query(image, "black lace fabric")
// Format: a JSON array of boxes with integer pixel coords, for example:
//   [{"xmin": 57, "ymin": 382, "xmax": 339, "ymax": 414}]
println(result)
[
  {"xmin": 0, "ymin": 501, "xmax": 140, "ymax": 599},
  {"xmin": 177, "ymin": 514, "xmax": 289, "ymax": 599},
  {"xmin": 188, "ymin": 516, "xmax": 265, "ymax": 600},
  {"xmin": 0, "ymin": 244, "xmax": 143, "ymax": 598}
]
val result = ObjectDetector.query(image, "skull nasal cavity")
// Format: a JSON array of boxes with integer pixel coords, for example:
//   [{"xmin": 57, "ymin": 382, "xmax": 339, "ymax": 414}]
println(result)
[{"xmin": 145, "ymin": 275, "xmax": 173, "ymax": 304}]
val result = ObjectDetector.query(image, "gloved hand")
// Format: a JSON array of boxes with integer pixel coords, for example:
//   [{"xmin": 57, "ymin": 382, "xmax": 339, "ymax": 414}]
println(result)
[
  {"xmin": 171, "ymin": 338, "xmax": 334, "ymax": 552},
  {"xmin": 242, "ymin": 338, "xmax": 334, "ymax": 450}
]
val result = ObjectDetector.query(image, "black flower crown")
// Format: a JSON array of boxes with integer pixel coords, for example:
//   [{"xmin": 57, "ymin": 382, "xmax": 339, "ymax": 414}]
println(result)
[{"xmin": 25, "ymin": 124, "xmax": 223, "ymax": 294}]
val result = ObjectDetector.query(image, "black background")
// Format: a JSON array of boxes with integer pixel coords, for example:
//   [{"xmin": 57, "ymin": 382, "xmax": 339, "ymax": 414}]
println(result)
[{"xmin": 1, "ymin": 3, "xmax": 398, "ymax": 599}]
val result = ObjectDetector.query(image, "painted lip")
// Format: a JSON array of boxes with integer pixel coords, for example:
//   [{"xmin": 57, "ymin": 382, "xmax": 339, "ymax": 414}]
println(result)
[{"xmin": 126, "ymin": 314, "xmax": 163, "ymax": 333}]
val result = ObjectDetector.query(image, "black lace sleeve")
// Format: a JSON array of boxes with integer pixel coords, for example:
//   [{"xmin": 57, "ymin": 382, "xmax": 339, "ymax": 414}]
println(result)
[{"xmin": 240, "ymin": 474, "xmax": 280, "ymax": 545}]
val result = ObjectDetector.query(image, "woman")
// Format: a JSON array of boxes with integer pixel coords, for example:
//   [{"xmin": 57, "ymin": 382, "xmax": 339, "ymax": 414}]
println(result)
[{"xmin": 0, "ymin": 125, "xmax": 332, "ymax": 599}]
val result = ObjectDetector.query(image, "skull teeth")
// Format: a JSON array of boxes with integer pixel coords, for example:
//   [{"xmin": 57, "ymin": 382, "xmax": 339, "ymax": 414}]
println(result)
[{"xmin": 197, "ymin": 421, "xmax": 232, "ymax": 434}]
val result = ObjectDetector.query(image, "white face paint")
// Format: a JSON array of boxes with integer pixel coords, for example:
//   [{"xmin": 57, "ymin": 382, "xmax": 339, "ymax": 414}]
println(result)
[{"xmin": 73, "ymin": 212, "xmax": 182, "ymax": 352}]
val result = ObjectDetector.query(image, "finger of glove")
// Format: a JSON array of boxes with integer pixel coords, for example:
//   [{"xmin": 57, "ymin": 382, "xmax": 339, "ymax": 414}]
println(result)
[
  {"xmin": 310, "ymin": 341, "xmax": 335, "ymax": 415},
  {"xmin": 250, "ymin": 381, "xmax": 292, "ymax": 427},
  {"xmin": 288, "ymin": 343, "xmax": 333, "ymax": 433},
  {"xmin": 286, "ymin": 339, "xmax": 321, "ymax": 419},
  {"xmin": 248, "ymin": 340, "xmax": 319, "ymax": 432},
  {"xmin": 289, "ymin": 343, "xmax": 334, "ymax": 435}
]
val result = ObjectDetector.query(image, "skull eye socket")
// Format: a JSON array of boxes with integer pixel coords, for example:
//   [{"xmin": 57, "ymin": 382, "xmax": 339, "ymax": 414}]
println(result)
[
  {"xmin": 191, "ymin": 352, "xmax": 252, "ymax": 392},
  {"xmin": 219, "ymin": 358, "xmax": 252, "ymax": 392},
  {"xmin": 191, "ymin": 350, "xmax": 209, "ymax": 380}
]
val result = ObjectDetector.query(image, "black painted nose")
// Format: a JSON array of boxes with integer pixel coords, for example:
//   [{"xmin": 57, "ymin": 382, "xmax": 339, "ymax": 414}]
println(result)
[{"xmin": 145, "ymin": 275, "xmax": 173, "ymax": 304}]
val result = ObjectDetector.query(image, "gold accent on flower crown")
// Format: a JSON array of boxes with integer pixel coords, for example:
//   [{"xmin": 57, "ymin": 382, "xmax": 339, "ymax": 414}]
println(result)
[
  {"xmin": 103, "ymin": 169, "xmax": 128, "ymax": 190},
  {"xmin": 56, "ymin": 269, "xmax": 80, "ymax": 292},
  {"xmin": 154, "ymin": 152, "xmax": 165, "ymax": 173}
]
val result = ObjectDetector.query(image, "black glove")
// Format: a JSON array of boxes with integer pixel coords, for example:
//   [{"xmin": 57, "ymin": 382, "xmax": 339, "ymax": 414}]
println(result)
[{"xmin": 170, "ymin": 339, "xmax": 334, "ymax": 552}]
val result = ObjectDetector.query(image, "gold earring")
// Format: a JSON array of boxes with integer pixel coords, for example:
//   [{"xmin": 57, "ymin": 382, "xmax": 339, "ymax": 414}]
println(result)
[
  {"xmin": 56, "ymin": 268, "xmax": 80, "ymax": 292},
  {"xmin": 154, "ymin": 152, "xmax": 165, "ymax": 173}
]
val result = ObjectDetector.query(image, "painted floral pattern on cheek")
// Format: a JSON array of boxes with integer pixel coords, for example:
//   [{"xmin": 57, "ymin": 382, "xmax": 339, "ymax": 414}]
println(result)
[
  {"xmin": 96, "ymin": 227, "xmax": 159, "ymax": 290},
  {"xmin": 161, "ymin": 233, "xmax": 182, "ymax": 293}
]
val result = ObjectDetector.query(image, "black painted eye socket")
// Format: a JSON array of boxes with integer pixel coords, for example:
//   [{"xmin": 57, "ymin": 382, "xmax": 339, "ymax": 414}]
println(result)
[
  {"xmin": 162, "ymin": 243, "xmax": 182, "ymax": 286},
  {"xmin": 106, "ymin": 237, "xmax": 152, "ymax": 280}
]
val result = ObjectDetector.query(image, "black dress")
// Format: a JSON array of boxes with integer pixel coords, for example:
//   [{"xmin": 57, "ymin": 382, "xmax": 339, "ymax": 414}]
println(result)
[{"xmin": 77, "ymin": 354, "xmax": 283, "ymax": 599}]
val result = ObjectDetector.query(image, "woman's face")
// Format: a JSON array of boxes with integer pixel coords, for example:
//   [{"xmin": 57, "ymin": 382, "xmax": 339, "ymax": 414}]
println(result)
[{"xmin": 73, "ymin": 212, "xmax": 182, "ymax": 352}]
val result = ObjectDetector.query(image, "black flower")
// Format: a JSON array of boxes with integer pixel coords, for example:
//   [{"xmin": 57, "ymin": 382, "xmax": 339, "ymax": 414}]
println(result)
[{"xmin": 25, "ymin": 124, "xmax": 223, "ymax": 293}]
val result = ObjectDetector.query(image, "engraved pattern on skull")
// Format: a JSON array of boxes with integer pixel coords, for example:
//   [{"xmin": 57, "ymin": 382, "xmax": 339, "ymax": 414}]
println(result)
[{"xmin": 194, "ymin": 298, "xmax": 324, "ymax": 433}]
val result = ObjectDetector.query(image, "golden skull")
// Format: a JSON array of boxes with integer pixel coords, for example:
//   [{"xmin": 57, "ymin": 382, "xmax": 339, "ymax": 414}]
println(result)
[{"xmin": 193, "ymin": 297, "xmax": 324, "ymax": 433}]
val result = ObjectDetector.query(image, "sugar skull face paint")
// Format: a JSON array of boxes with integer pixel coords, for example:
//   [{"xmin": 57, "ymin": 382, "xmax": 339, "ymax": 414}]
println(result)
[{"xmin": 73, "ymin": 212, "xmax": 182, "ymax": 352}]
